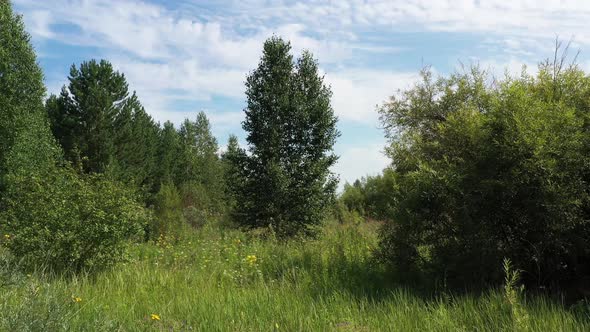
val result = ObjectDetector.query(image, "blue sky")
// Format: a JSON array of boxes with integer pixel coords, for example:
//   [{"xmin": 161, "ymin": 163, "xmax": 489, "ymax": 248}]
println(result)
[{"xmin": 13, "ymin": 0, "xmax": 590, "ymax": 187}]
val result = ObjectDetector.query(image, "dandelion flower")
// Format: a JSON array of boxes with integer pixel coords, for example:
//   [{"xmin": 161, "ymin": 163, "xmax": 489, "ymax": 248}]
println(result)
[
  {"xmin": 246, "ymin": 255, "xmax": 257, "ymax": 265},
  {"xmin": 150, "ymin": 313, "xmax": 161, "ymax": 321}
]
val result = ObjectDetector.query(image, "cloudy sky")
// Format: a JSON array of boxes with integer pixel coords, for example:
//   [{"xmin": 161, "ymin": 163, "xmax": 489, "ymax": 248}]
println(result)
[{"xmin": 13, "ymin": 0, "xmax": 590, "ymax": 187}]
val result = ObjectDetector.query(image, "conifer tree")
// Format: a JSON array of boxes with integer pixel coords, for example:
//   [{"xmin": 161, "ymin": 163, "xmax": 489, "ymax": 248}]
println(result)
[
  {"xmin": 112, "ymin": 98, "xmax": 160, "ymax": 198},
  {"xmin": 222, "ymin": 135, "xmax": 247, "ymax": 212},
  {"xmin": 47, "ymin": 59, "xmax": 160, "ymax": 198},
  {"xmin": 157, "ymin": 121, "xmax": 182, "ymax": 185}
]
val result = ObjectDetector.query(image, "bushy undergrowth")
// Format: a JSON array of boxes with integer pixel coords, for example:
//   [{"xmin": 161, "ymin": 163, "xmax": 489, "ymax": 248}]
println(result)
[
  {"xmin": 0, "ymin": 221, "xmax": 587, "ymax": 331},
  {"xmin": 0, "ymin": 168, "xmax": 148, "ymax": 273},
  {"xmin": 376, "ymin": 63, "xmax": 590, "ymax": 290}
]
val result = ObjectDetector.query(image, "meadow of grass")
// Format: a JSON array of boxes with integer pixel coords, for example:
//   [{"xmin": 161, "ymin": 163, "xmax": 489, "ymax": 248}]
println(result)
[{"xmin": 1, "ymin": 221, "xmax": 588, "ymax": 331}]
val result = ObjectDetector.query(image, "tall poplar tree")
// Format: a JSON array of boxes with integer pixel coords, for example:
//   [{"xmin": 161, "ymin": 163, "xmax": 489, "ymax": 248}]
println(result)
[
  {"xmin": 235, "ymin": 37, "xmax": 339, "ymax": 237},
  {"xmin": 0, "ymin": 0, "xmax": 59, "ymax": 188}
]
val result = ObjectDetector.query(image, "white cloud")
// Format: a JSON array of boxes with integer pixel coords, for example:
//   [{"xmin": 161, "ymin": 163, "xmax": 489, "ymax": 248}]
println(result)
[
  {"xmin": 239, "ymin": 1, "xmax": 590, "ymax": 37},
  {"xmin": 108, "ymin": 56, "xmax": 247, "ymax": 122},
  {"xmin": 17, "ymin": 0, "xmax": 588, "ymax": 127},
  {"xmin": 13, "ymin": 0, "xmax": 590, "ymax": 186},
  {"xmin": 334, "ymin": 142, "xmax": 389, "ymax": 190},
  {"xmin": 473, "ymin": 58, "xmax": 538, "ymax": 80},
  {"xmin": 24, "ymin": 10, "xmax": 54, "ymax": 39},
  {"xmin": 327, "ymin": 69, "xmax": 418, "ymax": 123},
  {"xmin": 16, "ymin": 0, "xmax": 407, "ymax": 126}
]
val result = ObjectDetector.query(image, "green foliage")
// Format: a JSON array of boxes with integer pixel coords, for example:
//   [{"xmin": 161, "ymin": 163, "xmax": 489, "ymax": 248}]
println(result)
[
  {"xmin": 157, "ymin": 121, "xmax": 182, "ymax": 185},
  {"xmin": 0, "ymin": 1, "xmax": 60, "ymax": 189},
  {"xmin": 112, "ymin": 99, "xmax": 160, "ymax": 200},
  {"xmin": 180, "ymin": 181, "xmax": 213, "ymax": 214},
  {"xmin": 331, "ymin": 200, "xmax": 364, "ymax": 225},
  {"xmin": 151, "ymin": 182, "xmax": 185, "ymax": 239},
  {"xmin": 503, "ymin": 258, "xmax": 530, "ymax": 331},
  {"xmin": 46, "ymin": 60, "xmax": 161, "ymax": 200},
  {"xmin": 377, "ymin": 61, "xmax": 590, "ymax": 289},
  {"xmin": 1, "ymin": 168, "xmax": 147, "ymax": 273},
  {"xmin": 232, "ymin": 37, "xmax": 340, "ymax": 237},
  {"xmin": 222, "ymin": 135, "xmax": 246, "ymax": 213},
  {"xmin": 48, "ymin": 60, "xmax": 126, "ymax": 173},
  {"xmin": 339, "ymin": 169, "xmax": 398, "ymax": 221},
  {"xmin": 0, "ymin": 2, "xmax": 149, "ymax": 275},
  {"xmin": 182, "ymin": 206, "xmax": 208, "ymax": 229},
  {"xmin": 177, "ymin": 112, "xmax": 225, "ymax": 213}
]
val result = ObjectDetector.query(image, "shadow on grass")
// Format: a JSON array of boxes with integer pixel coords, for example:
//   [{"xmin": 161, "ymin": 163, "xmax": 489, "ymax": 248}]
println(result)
[{"xmin": 257, "ymin": 223, "xmax": 590, "ymax": 328}]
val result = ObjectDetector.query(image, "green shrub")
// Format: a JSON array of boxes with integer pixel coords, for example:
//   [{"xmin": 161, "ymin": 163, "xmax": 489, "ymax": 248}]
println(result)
[
  {"xmin": 377, "ymin": 62, "xmax": 590, "ymax": 290},
  {"xmin": 1, "ymin": 168, "xmax": 147, "ymax": 273}
]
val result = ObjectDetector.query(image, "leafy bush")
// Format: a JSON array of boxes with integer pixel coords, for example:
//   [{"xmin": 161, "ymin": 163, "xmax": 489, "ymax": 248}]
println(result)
[
  {"xmin": 1, "ymin": 168, "xmax": 148, "ymax": 273},
  {"xmin": 377, "ymin": 61, "xmax": 590, "ymax": 290}
]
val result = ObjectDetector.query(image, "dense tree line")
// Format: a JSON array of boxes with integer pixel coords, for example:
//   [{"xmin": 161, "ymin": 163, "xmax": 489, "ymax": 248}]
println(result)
[
  {"xmin": 0, "ymin": 0, "xmax": 224, "ymax": 271},
  {"xmin": 3, "ymin": 0, "xmax": 589, "ymax": 300},
  {"xmin": 0, "ymin": 1, "xmax": 338, "ymax": 273},
  {"xmin": 46, "ymin": 60, "xmax": 225, "ymax": 211}
]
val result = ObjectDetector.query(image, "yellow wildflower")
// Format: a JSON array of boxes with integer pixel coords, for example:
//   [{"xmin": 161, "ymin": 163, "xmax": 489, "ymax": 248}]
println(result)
[
  {"xmin": 72, "ymin": 296, "xmax": 82, "ymax": 303},
  {"xmin": 3, "ymin": 234, "xmax": 10, "ymax": 240},
  {"xmin": 150, "ymin": 313, "xmax": 161, "ymax": 321},
  {"xmin": 246, "ymin": 255, "xmax": 257, "ymax": 265}
]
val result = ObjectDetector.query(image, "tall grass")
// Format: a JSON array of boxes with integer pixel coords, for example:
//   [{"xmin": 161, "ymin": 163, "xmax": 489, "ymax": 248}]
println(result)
[{"xmin": 1, "ymin": 221, "xmax": 588, "ymax": 331}]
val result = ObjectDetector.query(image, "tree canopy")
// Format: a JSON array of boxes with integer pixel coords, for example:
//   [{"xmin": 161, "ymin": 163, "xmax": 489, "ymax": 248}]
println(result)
[
  {"xmin": 231, "ymin": 37, "xmax": 340, "ymax": 237},
  {"xmin": 376, "ymin": 59, "xmax": 590, "ymax": 289}
]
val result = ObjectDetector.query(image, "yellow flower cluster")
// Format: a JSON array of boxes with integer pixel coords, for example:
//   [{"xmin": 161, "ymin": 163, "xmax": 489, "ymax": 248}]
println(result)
[
  {"xmin": 72, "ymin": 296, "xmax": 82, "ymax": 303},
  {"xmin": 3, "ymin": 234, "xmax": 10, "ymax": 240},
  {"xmin": 151, "ymin": 313, "xmax": 161, "ymax": 321},
  {"xmin": 246, "ymin": 255, "xmax": 257, "ymax": 265}
]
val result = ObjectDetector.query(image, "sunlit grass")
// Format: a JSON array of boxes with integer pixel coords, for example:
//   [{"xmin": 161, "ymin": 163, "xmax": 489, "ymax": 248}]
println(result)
[{"xmin": 1, "ymin": 221, "xmax": 588, "ymax": 331}]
